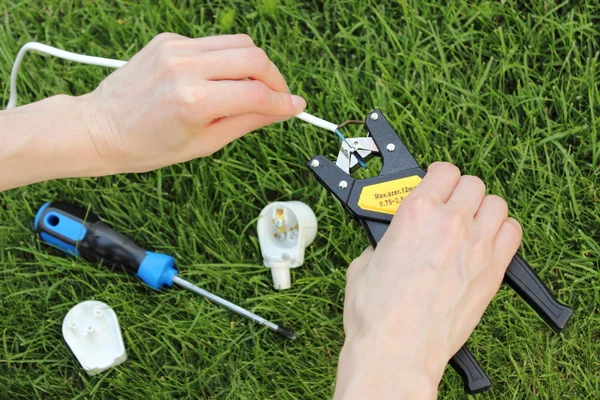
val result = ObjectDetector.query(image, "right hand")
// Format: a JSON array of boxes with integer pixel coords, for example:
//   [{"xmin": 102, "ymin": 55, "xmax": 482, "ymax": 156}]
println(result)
[
  {"xmin": 78, "ymin": 33, "xmax": 306, "ymax": 174},
  {"xmin": 335, "ymin": 162, "xmax": 523, "ymax": 399}
]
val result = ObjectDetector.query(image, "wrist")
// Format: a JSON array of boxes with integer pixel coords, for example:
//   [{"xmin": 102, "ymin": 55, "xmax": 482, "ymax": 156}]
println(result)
[
  {"xmin": 75, "ymin": 92, "xmax": 124, "ymax": 175},
  {"xmin": 0, "ymin": 94, "xmax": 109, "ymax": 190},
  {"xmin": 334, "ymin": 331, "xmax": 445, "ymax": 400}
]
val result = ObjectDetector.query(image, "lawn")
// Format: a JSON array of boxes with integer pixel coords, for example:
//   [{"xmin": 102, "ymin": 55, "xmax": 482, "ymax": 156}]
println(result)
[{"xmin": 1, "ymin": 0, "xmax": 599, "ymax": 399}]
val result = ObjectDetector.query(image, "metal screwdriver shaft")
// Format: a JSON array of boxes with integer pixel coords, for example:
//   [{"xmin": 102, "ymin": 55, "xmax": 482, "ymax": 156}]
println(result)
[
  {"xmin": 172, "ymin": 276, "xmax": 295, "ymax": 339},
  {"xmin": 34, "ymin": 202, "xmax": 296, "ymax": 340}
]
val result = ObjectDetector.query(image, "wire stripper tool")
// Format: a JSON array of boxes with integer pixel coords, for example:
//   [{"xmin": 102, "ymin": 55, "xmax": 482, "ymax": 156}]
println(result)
[{"xmin": 306, "ymin": 109, "xmax": 573, "ymax": 394}]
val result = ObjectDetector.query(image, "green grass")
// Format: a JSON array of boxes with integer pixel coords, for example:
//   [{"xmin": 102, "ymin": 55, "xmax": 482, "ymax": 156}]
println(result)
[{"xmin": 1, "ymin": 0, "xmax": 599, "ymax": 398}]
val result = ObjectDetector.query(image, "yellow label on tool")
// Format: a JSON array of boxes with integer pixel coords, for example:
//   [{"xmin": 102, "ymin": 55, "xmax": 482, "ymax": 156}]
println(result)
[{"xmin": 357, "ymin": 176, "xmax": 422, "ymax": 215}]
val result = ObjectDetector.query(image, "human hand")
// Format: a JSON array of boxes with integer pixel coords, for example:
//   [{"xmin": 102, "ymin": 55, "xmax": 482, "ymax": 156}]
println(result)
[
  {"xmin": 78, "ymin": 33, "xmax": 306, "ymax": 174},
  {"xmin": 334, "ymin": 162, "xmax": 523, "ymax": 399}
]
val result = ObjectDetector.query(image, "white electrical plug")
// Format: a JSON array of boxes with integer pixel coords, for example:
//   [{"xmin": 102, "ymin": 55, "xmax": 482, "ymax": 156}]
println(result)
[
  {"xmin": 257, "ymin": 201, "xmax": 318, "ymax": 290},
  {"xmin": 62, "ymin": 300, "xmax": 127, "ymax": 375}
]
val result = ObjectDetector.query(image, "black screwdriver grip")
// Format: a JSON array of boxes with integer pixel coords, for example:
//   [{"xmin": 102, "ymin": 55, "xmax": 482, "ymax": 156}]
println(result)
[
  {"xmin": 34, "ymin": 201, "xmax": 148, "ymax": 274},
  {"xmin": 505, "ymin": 254, "xmax": 572, "ymax": 333}
]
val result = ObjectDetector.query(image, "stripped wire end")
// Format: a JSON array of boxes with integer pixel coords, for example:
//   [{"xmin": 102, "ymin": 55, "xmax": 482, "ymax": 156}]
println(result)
[
  {"xmin": 335, "ymin": 129, "xmax": 367, "ymax": 169},
  {"xmin": 333, "ymin": 129, "xmax": 346, "ymax": 142},
  {"xmin": 353, "ymin": 153, "xmax": 367, "ymax": 169}
]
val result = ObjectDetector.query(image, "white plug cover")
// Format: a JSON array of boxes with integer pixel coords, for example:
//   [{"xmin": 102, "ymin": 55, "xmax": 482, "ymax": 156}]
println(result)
[
  {"xmin": 257, "ymin": 201, "xmax": 318, "ymax": 290},
  {"xmin": 62, "ymin": 300, "xmax": 127, "ymax": 375}
]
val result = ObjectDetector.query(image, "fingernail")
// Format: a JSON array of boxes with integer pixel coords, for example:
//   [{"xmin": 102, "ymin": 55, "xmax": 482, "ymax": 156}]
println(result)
[{"xmin": 291, "ymin": 95, "xmax": 306, "ymax": 111}]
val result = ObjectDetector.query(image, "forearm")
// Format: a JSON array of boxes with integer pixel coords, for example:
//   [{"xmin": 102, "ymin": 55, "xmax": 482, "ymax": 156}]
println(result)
[
  {"xmin": 334, "ymin": 332, "xmax": 444, "ymax": 400},
  {"xmin": 0, "ymin": 95, "xmax": 108, "ymax": 191}
]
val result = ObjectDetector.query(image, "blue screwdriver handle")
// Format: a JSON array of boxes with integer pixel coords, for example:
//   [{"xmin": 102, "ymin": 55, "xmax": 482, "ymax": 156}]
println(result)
[{"xmin": 34, "ymin": 202, "xmax": 178, "ymax": 290}]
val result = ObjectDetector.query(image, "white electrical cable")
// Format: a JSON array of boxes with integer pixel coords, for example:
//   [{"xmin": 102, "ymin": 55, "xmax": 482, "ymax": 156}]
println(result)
[
  {"xmin": 293, "ymin": 112, "xmax": 337, "ymax": 132},
  {"xmin": 5, "ymin": 42, "xmax": 338, "ymax": 132},
  {"xmin": 7, "ymin": 42, "xmax": 126, "ymax": 109}
]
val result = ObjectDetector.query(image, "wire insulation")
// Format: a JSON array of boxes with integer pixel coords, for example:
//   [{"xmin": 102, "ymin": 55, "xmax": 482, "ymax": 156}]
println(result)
[
  {"xmin": 7, "ymin": 42, "xmax": 126, "ymax": 109},
  {"xmin": 294, "ymin": 112, "xmax": 338, "ymax": 132},
  {"xmin": 337, "ymin": 120, "xmax": 364, "ymax": 129}
]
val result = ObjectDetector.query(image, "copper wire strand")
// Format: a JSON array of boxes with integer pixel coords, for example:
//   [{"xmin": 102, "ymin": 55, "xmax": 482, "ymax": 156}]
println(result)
[{"xmin": 337, "ymin": 120, "xmax": 364, "ymax": 129}]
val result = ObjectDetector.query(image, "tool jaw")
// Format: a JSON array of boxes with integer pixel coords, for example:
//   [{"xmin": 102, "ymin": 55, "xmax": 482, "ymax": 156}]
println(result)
[
  {"xmin": 305, "ymin": 157, "xmax": 395, "ymax": 245},
  {"xmin": 307, "ymin": 109, "xmax": 425, "ymax": 224},
  {"xmin": 306, "ymin": 155, "xmax": 354, "ymax": 208},
  {"xmin": 364, "ymin": 109, "xmax": 420, "ymax": 175},
  {"xmin": 335, "ymin": 137, "xmax": 378, "ymax": 174},
  {"xmin": 319, "ymin": 109, "xmax": 421, "ymax": 177}
]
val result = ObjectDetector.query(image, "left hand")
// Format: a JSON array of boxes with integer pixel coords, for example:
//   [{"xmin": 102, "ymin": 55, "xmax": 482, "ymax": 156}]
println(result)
[
  {"xmin": 0, "ymin": 33, "xmax": 306, "ymax": 190},
  {"xmin": 79, "ymin": 32, "xmax": 306, "ymax": 173}
]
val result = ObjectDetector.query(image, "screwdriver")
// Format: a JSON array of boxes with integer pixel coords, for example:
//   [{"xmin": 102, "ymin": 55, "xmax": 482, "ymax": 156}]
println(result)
[{"xmin": 33, "ymin": 201, "xmax": 295, "ymax": 340}]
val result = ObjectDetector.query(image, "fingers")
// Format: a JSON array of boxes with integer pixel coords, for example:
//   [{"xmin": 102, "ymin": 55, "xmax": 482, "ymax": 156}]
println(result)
[
  {"xmin": 187, "ymin": 34, "xmax": 256, "ymax": 52},
  {"xmin": 152, "ymin": 33, "xmax": 257, "ymax": 53},
  {"xmin": 186, "ymin": 112, "xmax": 277, "ymax": 157},
  {"xmin": 449, "ymin": 216, "xmax": 522, "ymax": 347},
  {"xmin": 147, "ymin": 33, "xmax": 298, "ymax": 119},
  {"xmin": 461, "ymin": 217, "xmax": 521, "ymax": 313},
  {"xmin": 492, "ymin": 217, "xmax": 522, "ymax": 268},
  {"xmin": 206, "ymin": 80, "xmax": 305, "ymax": 118},
  {"xmin": 150, "ymin": 32, "xmax": 187, "ymax": 43},
  {"xmin": 447, "ymin": 176, "xmax": 486, "ymax": 217},
  {"xmin": 410, "ymin": 162, "xmax": 461, "ymax": 203},
  {"xmin": 197, "ymin": 47, "xmax": 288, "ymax": 92},
  {"xmin": 453, "ymin": 268, "xmax": 504, "ymax": 337},
  {"xmin": 473, "ymin": 195, "xmax": 508, "ymax": 237},
  {"xmin": 458, "ymin": 219, "xmax": 520, "ymax": 321}
]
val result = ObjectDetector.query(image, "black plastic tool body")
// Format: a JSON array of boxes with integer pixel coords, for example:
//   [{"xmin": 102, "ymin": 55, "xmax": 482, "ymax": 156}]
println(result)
[{"xmin": 306, "ymin": 109, "xmax": 572, "ymax": 394}]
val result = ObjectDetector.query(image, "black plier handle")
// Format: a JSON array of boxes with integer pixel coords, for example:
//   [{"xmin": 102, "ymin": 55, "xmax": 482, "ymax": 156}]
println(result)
[{"xmin": 306, "ymin": 109, "xmax": 572, "ymax": 395}]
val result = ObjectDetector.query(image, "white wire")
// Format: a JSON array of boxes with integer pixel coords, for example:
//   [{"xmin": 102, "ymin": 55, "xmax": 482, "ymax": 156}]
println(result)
[
  {"xmin": 294, "ymin": 111, "xmax": 337, "ymax": 132},
  {"xmin": 5, "ymin": 42, "xmax": 338, "ymax": 132},
  {"xmin": 6, "ymin": 42, "xmax": 126, "ymax": 109}
]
